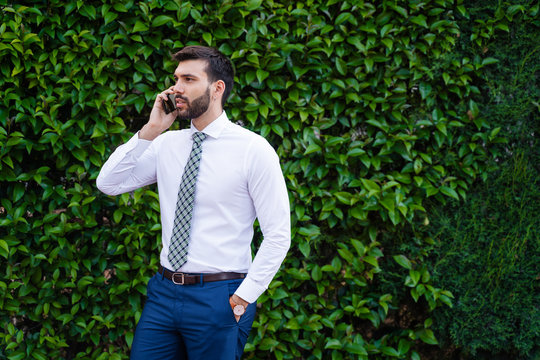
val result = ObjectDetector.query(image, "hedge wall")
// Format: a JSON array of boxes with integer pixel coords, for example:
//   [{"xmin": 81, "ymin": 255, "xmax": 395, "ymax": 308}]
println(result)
[
  {"xmin": 427, "ymin": 152, "xmax": 539, "ymax": 360},
  {"xmin": 0, "ymin": 1, "xmax": 503, "ymax": 359},
  {"xmin": 426, "ymin": 1, "xmax": 539, "ymax": 359}
]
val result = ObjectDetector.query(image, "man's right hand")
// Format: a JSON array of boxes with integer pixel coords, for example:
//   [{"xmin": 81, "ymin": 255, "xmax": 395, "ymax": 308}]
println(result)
[{"xmin": 139, "ymin": 87, "xmax": 177, "ymax": 141}]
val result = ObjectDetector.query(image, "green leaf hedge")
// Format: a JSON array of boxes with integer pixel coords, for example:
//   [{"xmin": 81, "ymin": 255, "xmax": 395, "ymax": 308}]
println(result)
[
  {"xmin": 0, "ymin": 0, "xmax": 507, "ymax": 359},
  {"xmin": 428, "ymin": 152, "xmax": 539, "ymax": 359},
  {"xmin": 425, "ymin": 1, "xmax": 539, "ymax": 358}
]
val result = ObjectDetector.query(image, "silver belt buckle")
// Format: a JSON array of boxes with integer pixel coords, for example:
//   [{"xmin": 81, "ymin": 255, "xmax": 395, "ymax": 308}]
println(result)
[{"xmin": 172, "ymin": 272, "xmax": 185, "ymax": 285}]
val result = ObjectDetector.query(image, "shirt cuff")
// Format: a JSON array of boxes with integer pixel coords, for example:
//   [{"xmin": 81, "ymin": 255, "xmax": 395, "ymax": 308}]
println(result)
[{"xmin": 234, "ymin": 276, "xmax": 267, "ymax": 304}]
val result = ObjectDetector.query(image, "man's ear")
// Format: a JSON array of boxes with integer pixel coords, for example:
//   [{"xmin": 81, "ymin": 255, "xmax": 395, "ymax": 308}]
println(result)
[{"xmin": 213, "ymin": 80, "xmax": 226, "ymax": 100}]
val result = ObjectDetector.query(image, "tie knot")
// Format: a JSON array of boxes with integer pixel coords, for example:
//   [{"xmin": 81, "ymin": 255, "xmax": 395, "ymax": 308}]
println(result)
[{"xmin": 192, "ymin": 132, "xmax": 207, "ymax": 145}]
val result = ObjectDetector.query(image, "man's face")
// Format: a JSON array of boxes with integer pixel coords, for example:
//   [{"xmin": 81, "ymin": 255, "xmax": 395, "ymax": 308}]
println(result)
[{"xmin": 172, "ymin": 59, "xmax": 212, "ymax": 121}]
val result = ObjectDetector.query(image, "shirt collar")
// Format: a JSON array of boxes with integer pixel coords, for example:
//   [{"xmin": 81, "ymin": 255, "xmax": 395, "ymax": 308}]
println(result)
[{"xmin": 189, "ymin": 111, "xmax": 229, "ymax": 139}]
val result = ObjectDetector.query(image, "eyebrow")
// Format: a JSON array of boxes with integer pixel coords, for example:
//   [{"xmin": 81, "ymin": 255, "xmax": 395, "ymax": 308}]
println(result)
[{"xmin": 174, "ymin": 73, "xmax": 199, "ymax": 79}]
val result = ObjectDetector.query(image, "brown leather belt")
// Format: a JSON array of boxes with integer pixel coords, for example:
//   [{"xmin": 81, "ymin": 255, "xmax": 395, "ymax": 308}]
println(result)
[{"xmin": 158, "ymin": 265, "xmax": 246, "ymax": 285}]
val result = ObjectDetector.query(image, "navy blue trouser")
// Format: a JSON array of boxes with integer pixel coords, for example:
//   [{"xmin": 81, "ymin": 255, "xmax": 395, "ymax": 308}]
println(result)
[{"xmin": 130, "ymin": 271, "xmax": 256, "ymax": 360}]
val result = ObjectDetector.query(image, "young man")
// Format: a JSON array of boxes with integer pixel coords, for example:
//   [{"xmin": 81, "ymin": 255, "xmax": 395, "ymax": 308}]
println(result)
[{"xmin": 96, "ymin": 46, "xmax": 290, "ymax": 359}]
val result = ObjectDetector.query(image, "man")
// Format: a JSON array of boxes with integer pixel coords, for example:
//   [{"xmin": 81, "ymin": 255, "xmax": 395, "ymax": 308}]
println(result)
[{"xmin": 96, "ymin": 46, "xmax": 290, "ymax": 359}]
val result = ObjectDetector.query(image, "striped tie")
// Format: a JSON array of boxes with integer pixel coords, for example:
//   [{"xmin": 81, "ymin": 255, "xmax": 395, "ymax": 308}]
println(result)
[{"xmin": 168, "ymin": 132, "xmax": 207, "ymax": 270}]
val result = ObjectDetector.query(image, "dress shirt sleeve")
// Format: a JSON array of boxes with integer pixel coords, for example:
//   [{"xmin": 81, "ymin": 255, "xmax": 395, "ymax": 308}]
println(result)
[
  {"xmin": 96, "ymin": 132, "xmax": 157, "ymax": 195},
  {"xmin": 234, "ymin": 137, "xmax": 291, "ymax": 303}
]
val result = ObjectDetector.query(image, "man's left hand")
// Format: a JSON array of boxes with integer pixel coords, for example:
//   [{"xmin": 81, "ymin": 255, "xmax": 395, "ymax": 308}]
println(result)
[{"xmin": 230, "ymin": 294, "xmax": 249, "ymax": 322}]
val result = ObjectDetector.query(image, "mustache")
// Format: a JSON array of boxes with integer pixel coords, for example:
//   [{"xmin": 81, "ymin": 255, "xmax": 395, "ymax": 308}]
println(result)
[{"xmin": 175, "ymin": 94, "xmax": 189, "ymax": 102}]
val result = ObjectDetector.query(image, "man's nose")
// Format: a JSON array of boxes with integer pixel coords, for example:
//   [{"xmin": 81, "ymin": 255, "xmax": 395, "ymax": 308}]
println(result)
[{"xmin": 173, "ymin": 81, "xmax": 184, "ymax": 93}]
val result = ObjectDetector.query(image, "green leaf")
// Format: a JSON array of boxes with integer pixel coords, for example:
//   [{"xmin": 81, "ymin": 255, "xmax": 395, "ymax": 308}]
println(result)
[
  {"xmin": 360, "ymin": 178, "xmax": 380, "ymax": 192},
  {"xmin": 418, "ymin": 329, "xmax": 438, "ymax": 345},
  {"xmin": 419, "ymin": 82, "xmax": 432, "ymax": 99},
  {"xmin": 381, "ymin": 346, "xmax": 400, "ymax": 357},
  {"xmin": 325, "ymin": 339, "xmax": 342, "ymax": 349},
  {"xmin": 3, "ymin": 156, "xmax": 14, "ymax": 169},
  {"xmin": 345, "ymin": 343, "xmax": 368, "ymax": 355},
  {"xmin": 393, "ymin": 255, "xmax": 412, "ymax": 269},
  {"xmin": 351, "ymin": 239, "xmax": 366, "ymax": 256},
  {"xmin": 245, "ymin": 0, "xmax": 263, "ymax": 11},
  {"xmin": 304, "ymin": 143, "xmax": 321, "ymax": 155},
  {"xmin": 133, "ymin": 21, "xmax": 149, "ymax": 32},
  {"xmin": 482, "ymin": 57, "xmax": 499, "ymax": 66},
  {"xmin": 334, "ymin": 192, "xmax": 354, "ymax": 205},
  {"xmin": 82, "ymin": 5, "xmax": 96, "ymax": 19},
  {"xmin": 266, "ymin": 58, "xmax": 285, "ymax": 71},
  {"xmin": 202, "ymin": 33, "xmax": 213, "ymax": 47},
  {"xmin": 398, "ymin": 339, "xmax": 411, "ymax": 355},
  {"xmin": 298, "ymin": 225, "xmax": 320, "ymax": 238},
  {"xmin": 364, "ymin": 256, "xmax": 378, "ymax": 268},
  {"xmin": 113, "ymin": 209, "xmax": 123, "ymax": 223},
  {"xmin": 381, "ymin": 38, "xmax": 393, "ymax": 49},
  {"xmin": 152, "ymin": 15, "xmax": 173, "ymax": 27},
  {"xmin": 311, "ymin": 265, "xmax": 322, "ymax": 281},
  {"xmin": 134, "ymin": 61, "xmax": 154, "ymax": 75},
  {"xmin": 299, "ymin": 241, "xmax": 310, "ymax": 258},
  {"xmin": 335, "ymin": 12, "xmax": 352, "ymax": 26},
  {"xmin": 125, "ymin": 331, "xmax": 134, "ymax": 347},
  {"xmin": 469, "ymin": 99, "xmax": 479, "ymax": 117},
  {"xmin": 410, "ymin": 15, "xmax": 428, "ymax": 28},
  {"xmin": 113, "ymin": 3, "xmax": 128, "ymax": 12},
  {"xmin": 507, "ymin": 4, "xmax": 525, "ymax": 16},
  {"xmin": 13, "ymin": 183, "xmax": 25, "ymax": 202},
  {"xmin": 256, "ymin": 69, "xmax": 269, "ymax": 83},
  {"xmin": 380, "ymin": 196, "xmax": 394, "ymax": 212},
  {"xmin": 410, "ymin": 270, "xmax": 420, "ymax": 285},
  {"xmin": 335, "ymin": 58, "xmax": 347, "ymax": 75},
  {"xmin": 440, "ymin": 186, "xmax": 459, "ymax": 200},
  {"xmin": 0, "ymin": 240, "xmax": 9, "ymax": 258},
  {"xmin": 391, "ymin": 5, "xmax": 408, "ymax": 17},
  {"xmin": 104, "ymin": 11, "xmax": 118, "ymax": 25},
  {"xmin": 364, "ymin": 57, "xmax": 374, "ymax": 72}
]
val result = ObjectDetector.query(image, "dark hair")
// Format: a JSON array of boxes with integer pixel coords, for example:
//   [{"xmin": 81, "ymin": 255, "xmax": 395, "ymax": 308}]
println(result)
[{"xmin": 173, "ymin": 46, "xmax": 234, "ymax": 107}]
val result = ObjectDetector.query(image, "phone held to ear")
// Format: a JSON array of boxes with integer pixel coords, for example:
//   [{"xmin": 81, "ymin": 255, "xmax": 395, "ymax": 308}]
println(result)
[{"xmin": 162, "ymin": 94, "xmax": 177, "ymax": 114}]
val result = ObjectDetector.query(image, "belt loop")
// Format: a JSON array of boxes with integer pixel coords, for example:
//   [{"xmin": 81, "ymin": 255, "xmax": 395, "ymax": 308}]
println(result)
[
  {"xmin": 199, "ymin": 274, "xmax": 203, "ymax": 286},
  {"xmin": 161, "ymin": 266, "xmax": 165, "ymax": 280}
]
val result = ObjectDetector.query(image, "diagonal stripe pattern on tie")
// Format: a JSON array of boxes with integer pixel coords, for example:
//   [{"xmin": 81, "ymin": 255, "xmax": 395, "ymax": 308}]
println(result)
[{"xmin": 168, "ymin": 132, "xmax": 207, "ymax": 270}]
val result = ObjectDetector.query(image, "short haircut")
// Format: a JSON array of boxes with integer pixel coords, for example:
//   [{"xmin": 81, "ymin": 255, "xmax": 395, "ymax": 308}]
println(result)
[{"xmin": 173, "ymin": 46, "xmax": 234, "ymax": 107}]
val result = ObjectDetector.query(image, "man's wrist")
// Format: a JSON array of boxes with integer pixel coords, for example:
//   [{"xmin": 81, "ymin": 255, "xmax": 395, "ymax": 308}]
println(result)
[
  {"xmin": 231, "ymin": 294, "xmax": 249, "ymax": 307},
  {"xmin": 139, "ymin": 123, "xmax": 162, "ymax": 141}
]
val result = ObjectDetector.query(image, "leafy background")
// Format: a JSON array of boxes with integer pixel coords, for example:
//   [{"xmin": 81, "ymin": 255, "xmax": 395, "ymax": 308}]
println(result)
[{"xmin": 0, "ymin": 0, "xmax": 537, "ymax": 359}]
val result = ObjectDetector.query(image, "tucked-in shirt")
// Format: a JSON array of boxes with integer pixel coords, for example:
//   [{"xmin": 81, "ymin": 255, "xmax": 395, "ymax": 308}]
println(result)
[{"xmin": 96, "ymin": 112, "xmax": 291, "ymax": 303}]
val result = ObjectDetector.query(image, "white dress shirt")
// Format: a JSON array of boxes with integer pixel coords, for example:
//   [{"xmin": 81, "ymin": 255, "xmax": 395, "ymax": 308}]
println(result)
[{"xmin": 96, "ymin": 112, "xmax": 290, "ymax": 303}]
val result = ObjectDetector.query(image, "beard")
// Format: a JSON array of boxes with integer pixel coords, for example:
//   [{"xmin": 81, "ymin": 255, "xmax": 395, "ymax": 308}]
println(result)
[{"xmin": 176, "ymin": 87, "xmax": 211, "ymax": 121}]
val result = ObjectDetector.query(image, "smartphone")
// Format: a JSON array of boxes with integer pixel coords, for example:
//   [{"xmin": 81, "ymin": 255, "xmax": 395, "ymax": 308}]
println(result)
[{"xmin": 162, "ymin": 94, "xmax": 177, "ymax": 114}]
